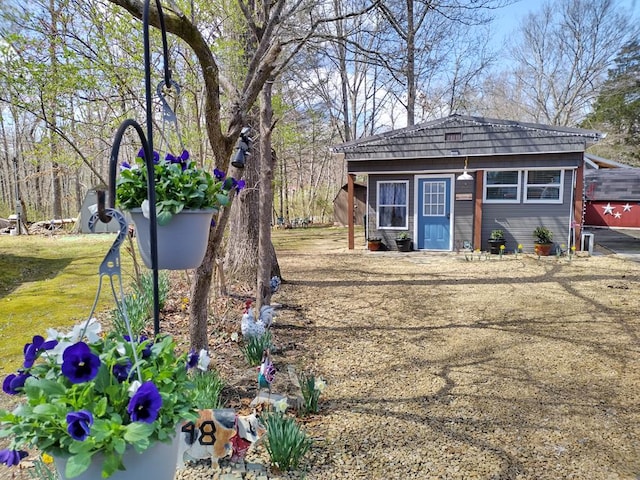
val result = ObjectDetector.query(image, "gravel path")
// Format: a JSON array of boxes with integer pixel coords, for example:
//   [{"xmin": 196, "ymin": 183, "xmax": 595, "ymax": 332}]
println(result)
[
  {"xmin": 2, "ymin": 231, "xmax": 640, "ymax": 480},
  {"xmin": 274, "ymin": 244, "xmax": 640, "ymax": 480}
]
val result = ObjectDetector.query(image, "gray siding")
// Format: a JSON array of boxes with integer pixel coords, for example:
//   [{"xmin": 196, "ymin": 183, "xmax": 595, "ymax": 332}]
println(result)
[
  {"xmin": 453, "ymin": 178, "xmax": 474, "ymax": 250},
  {"xmin": 481, "ymin": 172, "xmax": 574, "ymax": 252}
]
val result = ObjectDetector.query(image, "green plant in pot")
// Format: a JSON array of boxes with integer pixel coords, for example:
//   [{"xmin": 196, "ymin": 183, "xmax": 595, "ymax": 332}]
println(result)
[
  {"xmin": 488, "ymin": 229, "xmax": 506, "ymax": 255},
  {"xmin": 533, "ymin": 226, "xmax": 554, "ymax": 256},
  {"xmin": 115, "ymin": 149, "xmax": 245, "ymax": 269},
  {"xmin": 0, "ymin": 318, "xmax": 202, "ymax": 479},
  {"xmin": 395, "ymin": 232, "xmax": 412, "ymax": 252}
]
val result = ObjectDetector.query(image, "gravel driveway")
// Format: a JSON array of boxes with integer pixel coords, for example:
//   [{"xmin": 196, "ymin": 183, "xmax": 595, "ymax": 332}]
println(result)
[{"xmin": 274, "ymin": 236, "xmax": 640, "ymax": 480}]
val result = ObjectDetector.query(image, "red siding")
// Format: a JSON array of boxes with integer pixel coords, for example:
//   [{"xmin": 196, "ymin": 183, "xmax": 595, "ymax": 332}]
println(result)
[{"xmin": 585, "ymin": 201, "xmax": 640, "ymax": 228}]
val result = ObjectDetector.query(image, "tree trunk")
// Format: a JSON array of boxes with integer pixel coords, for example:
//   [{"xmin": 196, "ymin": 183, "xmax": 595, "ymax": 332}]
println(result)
[
  {"xmin": 256, "ymin": 81, "xmax": 278, "ymax": 311},
  {"xmin": 223, "ymin": 151, "xmax": 261, "ymax": 281}
]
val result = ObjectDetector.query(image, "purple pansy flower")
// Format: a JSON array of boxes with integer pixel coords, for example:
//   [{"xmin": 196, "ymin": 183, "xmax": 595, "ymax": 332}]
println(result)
[
  {"xmin": 235, "ymin": 179, "xmax": 246, "ymax": 192},
  {"xmin": 23, "ymin": 335, "xmax": 58, "ymax": 368},
  {"xmin": 0, "ymin": 449, "xmax": 28, "ymax": 466},
  {"xmin": 165, "ymin": 152, "xmax": 179, "ymax": 163},
  {"xmin": 127, "ymin": 381, "xmax": 162, "ymax": 423},
  {"xmin": 124, "ymin": 335, "xmax": 152, "ymax": 358},
  {"xmin": 137, "ymin": 148, "xmax": 160, "ymax": 164},
  {"xmin": 66, "ymin": 410, "xmax": 93, "ymax": 441},
  {"xmin": 112, "ymin": 361, "xmax": 132, "ymax": 382},
  {"xmin": 186, "ymin": 350, "xmax": 199, "ymax": 369},
  {"xmin": 213, "ymin": 168, "xmax": 226, "ymax": 181},
  {"xmin": 2, "ymin": 371, "xmax": 30, "ymax": 395},
  {"xmin": 61, "ymin": 342, "xmax": 101, "ymax": 384},
  {"xmin": 223, "ymin": 177, "xmax": 237, "ymax": 191},
  {"xmin": 120, "ymin": 160, "xmax": 131, "ymax": 170}
]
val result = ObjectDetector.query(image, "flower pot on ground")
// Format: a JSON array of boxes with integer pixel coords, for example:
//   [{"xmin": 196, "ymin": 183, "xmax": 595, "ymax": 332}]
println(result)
[
  {"xmin": 367, "ymin": 238, "xmax": 382, "ymax": 251},
  {"xmin": 488, "ymin": 229, "xmax": 506, "ymax": 255},
  {"xmin": 395, "ymin": 232, "xmax": 412, "ymax": 252},
  {"xmin": 116, "ymin": 149, "xmax": 245, "ymax": 270},
  {"xmin": 533, "ymin": 226, "xmax": 554, "ymax": 256}
]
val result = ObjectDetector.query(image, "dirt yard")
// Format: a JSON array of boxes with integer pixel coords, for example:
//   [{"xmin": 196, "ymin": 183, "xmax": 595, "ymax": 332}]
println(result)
[
  {"xmin": 268, "ymin": 229, "xmax": 640, "ymax": 479},
  {"xmin": 1, "ymin": 228, "xmax": 639, "ymax": 480}
]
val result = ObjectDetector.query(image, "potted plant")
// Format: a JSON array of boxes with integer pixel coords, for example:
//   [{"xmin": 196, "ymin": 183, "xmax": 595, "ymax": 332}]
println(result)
[
  {"xmin": 116, "ymin": 149, "xmax": 244, "ymax": 269},
  {"xmin": 488, "ymin": 229, "xmax": 506, "ymax": 255},
  {"xmin": 0, "ymin": 318, "xmax": 204, "ymax": 479},
  {"xmin": 367, "ymin": 237, "xmax": 383, "ymax": 251},
  {"xmin": 533, "ymin": 226, "xmax": 554, "ymax": 256},
  {"xmin": 395, "ymin": 232, "xmax": 412, "ymax": 252}
]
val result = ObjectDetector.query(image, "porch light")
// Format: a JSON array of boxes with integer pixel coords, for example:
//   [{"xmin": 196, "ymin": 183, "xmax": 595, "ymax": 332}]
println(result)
[{"xmin": 457, "ymin": 157, "xmax": 473, "ymax": 181}]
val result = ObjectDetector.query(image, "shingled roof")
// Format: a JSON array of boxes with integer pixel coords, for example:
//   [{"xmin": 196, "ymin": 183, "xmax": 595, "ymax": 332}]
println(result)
[
  {"xmin": 333, "ymin": 114, "xmax": 603, "ymax": 160},
  {"xmin": 585, "ymin": 168, "xmax": 640, "ymax": 201}
]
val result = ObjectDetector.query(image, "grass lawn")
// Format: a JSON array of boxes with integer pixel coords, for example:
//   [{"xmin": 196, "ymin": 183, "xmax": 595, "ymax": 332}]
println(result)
[{"xmin": 0, "ymin": 234, "xmax": 135, "ymax": 375}]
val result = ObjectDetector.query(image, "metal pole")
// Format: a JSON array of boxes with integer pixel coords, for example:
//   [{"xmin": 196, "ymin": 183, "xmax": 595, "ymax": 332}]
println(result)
[{"xmin": 12, "ymin": 157, "xmax": 21, "ymax": 235}]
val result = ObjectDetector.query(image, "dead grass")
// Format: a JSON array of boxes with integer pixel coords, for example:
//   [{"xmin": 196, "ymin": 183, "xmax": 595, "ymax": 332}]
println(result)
[{"xmin": 1, "ymin": 227, "xmax": 639, "ymax": 480}]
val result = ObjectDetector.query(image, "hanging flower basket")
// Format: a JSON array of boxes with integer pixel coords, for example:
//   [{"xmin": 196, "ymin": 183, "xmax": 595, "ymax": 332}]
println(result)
[
  {"xmin": 129, "ymin": 207, "xmax": 214, "ymax": 270},
  {"xmin": 116, "ymin": 149, "xmax": 245, "ymax": 270}
]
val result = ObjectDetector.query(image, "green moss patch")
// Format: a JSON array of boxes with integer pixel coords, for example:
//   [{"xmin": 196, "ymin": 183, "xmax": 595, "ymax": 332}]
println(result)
[{"xmin": 0, "ymin": 235, "xmax": 133, "ymax": 375}]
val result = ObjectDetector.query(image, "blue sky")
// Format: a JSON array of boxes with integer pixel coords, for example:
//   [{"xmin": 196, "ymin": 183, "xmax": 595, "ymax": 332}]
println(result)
[{"xmin": 490, "ymin": 0, "xmax": 639, "ymax": 49}]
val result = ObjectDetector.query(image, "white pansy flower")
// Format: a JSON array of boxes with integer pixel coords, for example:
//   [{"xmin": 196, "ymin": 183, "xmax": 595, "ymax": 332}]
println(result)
[
  {"xmin": 230, "ymin": 332, "xmax": 239, "ymax": 342},
  {"xmin": 128, "ymin": 380, "xmax": 141, "ymax": 396},
  {"xmin": 141, "ymin": 199, "xmax": 150, "ymax": 219},
  {"xmin": 197, "ymin": 349, "xmax": 211, "ymax": 371}
]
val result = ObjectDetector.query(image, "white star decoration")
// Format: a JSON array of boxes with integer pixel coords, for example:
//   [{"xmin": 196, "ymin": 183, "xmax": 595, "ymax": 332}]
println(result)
[
  {"xmin": 614, "ymin": 212, "xmax": 622, "ymax": 219},
  {"xmin": 602, "ymin": 203, "xmax": 615, "ymax": 215},
  {"xmin": 623, "ymin": 203, "xmax": 632, "ymax": 212}
]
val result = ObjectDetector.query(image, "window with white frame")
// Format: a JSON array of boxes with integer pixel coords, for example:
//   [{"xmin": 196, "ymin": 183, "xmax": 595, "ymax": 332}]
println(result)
[
  {"xmin": 525, "ymin": 170, "xmax": 563, "ymax": 203},
  {"xmin": 377, "ymin": 181, "xmax": 408, "ymax": 228},
  {"xmin": 484, "ymin": 171, "xmax": 520, "ymax": 202}
]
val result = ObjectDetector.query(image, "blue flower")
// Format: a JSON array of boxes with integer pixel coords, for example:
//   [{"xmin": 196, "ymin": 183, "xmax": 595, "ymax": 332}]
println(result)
[
  {"xmin": 2, "ymin": 371, "xmax": 30, "ymax": 395},
  {"xmin": 61, "ymin": 342, "xmax": 101, "ymax": 384},
  {"xmin": 235, "ymin": 179, "xmax": 246, "ymax": 192},
  {"xmin": 127, "ymin": 381, "xmax": 162, "ymax": 423},
  {"xmin": 165, "ymin": 152, "xmax": 179, "ymax": 163},
  {"xmin": 186, "ymin": 350, "xmax": 199, "ymax": 369},
  {"xmin": 23, "ymin": 335, "xmax": 58, "ymax": 368},
  {"xmin": 66, "ymin": 410, "xmax": 93, "ymax": 441},
  {"xmin": 137, "ymin": 148, "xmax": 160, "ymax": 164},
  {"xmin": 112, "ymin": 361, "xmax": 132, "ymax": 382},
  {"xmin": 213, "ymin": 168, "xmax": 226, "ymax": 181},
  {"xmin": 222, "ymin": 177, "xmax": 237, "ymax": 191},
  {"xmin": 0, "ymin": 449, "xmax": 28, "ymax": 466},
  {"xmin": 120, "ymin": 161, "xmax": 131, "ymax": 170},
  {"xmin": 124, "ymin": 335, "xmax": 152, "ymax": 358}
]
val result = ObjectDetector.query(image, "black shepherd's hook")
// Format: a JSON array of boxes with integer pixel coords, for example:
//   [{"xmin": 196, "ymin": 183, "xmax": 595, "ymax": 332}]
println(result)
[{"xmin": 99, "ymin": 0, "xmax": 173, "ymax": 336}]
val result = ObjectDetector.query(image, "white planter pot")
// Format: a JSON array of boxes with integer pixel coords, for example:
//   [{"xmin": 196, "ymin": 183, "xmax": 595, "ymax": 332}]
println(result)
[
  {"xmin": 129, "ymin": 208, "xmax": 214, "ymax": 270},
  {"xmin": 54, "ymin": 433, "xmax": 180, "ymax": 480}
]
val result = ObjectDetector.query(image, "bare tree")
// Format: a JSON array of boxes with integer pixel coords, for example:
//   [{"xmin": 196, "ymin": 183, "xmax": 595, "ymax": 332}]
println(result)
[{"xmin": 510, "ymin": 0, "xmax": 636, "ymax": 126}]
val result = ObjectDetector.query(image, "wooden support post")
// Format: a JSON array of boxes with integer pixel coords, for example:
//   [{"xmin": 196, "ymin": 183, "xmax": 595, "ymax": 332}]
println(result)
[{"xmin": 348, "ymin": 174, "xmax": 355, "ymax": 250}]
